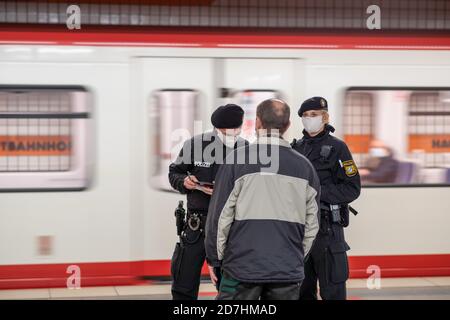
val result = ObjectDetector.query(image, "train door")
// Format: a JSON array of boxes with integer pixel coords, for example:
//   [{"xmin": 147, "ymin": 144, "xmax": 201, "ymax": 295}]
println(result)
[
  {"xmin": 130, "ymin": 58, "xmax": 215, "ymax": 267},
  {"xmin": 131, "ymin": 57, "xmax": 302, "ymax": 274}
]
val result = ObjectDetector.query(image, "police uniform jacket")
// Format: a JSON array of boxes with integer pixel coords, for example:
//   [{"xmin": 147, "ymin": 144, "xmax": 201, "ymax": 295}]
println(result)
[
  {"xmin": 291, "ymin": 124, "xmax": 361, "ymax": 206},
  {"xmin": 169, "ymin": 130, "xmax": 248, "ymax": 212}
]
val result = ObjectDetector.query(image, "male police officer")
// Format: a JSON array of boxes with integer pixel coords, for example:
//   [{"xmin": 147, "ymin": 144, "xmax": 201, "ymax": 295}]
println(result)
[
  {"xmin": 169, "ymin": 104, "xmax": 247, "ymax": 300},
  {"xmin": 291, "ymin": 97, "xmax": 361, "ymax": 300}
]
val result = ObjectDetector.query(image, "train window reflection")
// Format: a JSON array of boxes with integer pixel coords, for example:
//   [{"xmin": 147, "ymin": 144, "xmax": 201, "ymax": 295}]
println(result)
[
  {"xmin": 344, "ymin": 88, "xmax": 450, "ymax": 186},
  {"xmin": 0, "ymin": 86, "xmax": 91, "ymax": 191},
  {"xmin": 343, "ymin": 92, "xmax": 374, "ymax": 168},
  {"xmin": 150, "ymin": 89, "xmax": 200, "ymax": 191},
  {"xmin": 233, "ymin": 90, "xmax": 280, "ymax": 143}
]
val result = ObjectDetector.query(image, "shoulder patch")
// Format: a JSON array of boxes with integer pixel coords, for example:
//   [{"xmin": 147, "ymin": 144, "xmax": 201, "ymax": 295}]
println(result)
[{"xmin": 342, "ymin": 160, "xmax": 358, "ymax": 177}]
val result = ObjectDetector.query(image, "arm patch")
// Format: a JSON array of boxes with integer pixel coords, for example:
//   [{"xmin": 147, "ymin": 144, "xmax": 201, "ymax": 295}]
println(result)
[{"xmin": 342, "ymin": 160, "xmax": 358, "ymax": 177}]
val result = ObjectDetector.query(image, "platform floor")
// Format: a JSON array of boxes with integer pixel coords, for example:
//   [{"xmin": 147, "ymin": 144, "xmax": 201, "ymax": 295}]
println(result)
[{"xmin": 1, "ymin": 277, "xmax": 450, "ymax": 300}]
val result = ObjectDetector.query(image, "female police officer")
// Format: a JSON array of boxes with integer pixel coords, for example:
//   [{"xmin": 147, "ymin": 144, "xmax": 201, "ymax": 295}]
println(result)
[
  {"xmin": 291, "ymin": 97, "xmax": 361, "ymax": 300},
  {"xmin": 168, "ymin": 104, "xmax": 247, "ymax": 300}
]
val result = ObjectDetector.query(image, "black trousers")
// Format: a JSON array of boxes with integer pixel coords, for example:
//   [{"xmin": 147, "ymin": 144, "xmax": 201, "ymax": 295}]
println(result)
[
  {"xmin": 299, "ymin": 216, "xmax": 350, "ymax": 300},
  {"xmin": 171, "ymin": 226, "xmax": 206, "ymax": 300},
  {"xmin": 217, "ymin": 272, "xmax": 301, "ymax": 300},
  {"xmin": 171, "ymin": 213, "xmax": 222, "ymax": 300}
]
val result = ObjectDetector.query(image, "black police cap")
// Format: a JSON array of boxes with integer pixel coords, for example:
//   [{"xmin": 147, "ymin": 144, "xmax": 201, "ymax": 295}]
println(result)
[
  {"xmin": 298, "ymin": 96, "xmax": 328, "ymax": 117},
  {"xmin": 211, "ymin": 104, "xmax": 244, "ymax": 129}
]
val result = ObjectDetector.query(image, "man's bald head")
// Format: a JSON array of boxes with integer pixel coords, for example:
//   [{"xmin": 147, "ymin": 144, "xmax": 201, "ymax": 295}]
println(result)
[{"xmin": 256, "ymin": 99, "xmax": 291, "ymax": 134}]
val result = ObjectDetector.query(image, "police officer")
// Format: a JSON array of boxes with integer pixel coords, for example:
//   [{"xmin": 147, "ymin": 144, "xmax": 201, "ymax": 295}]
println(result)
[
  {"xmin": 169, "ymin": 104, "xmax": 247, "ymax": 300},
  {"xmin": 291, "ymin": 97, "xmax": 361, "ymax": 300}
]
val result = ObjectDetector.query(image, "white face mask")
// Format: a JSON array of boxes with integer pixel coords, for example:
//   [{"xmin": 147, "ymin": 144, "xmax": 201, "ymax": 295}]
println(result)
[
  {"xmin": 217, "ymin": 129, "xmax": 240, "ymax": 148},
  {"xmin": 369, "ymin": 147, "xmax": 388, "ymax": 158},
  {"xmin": 302, "ymin": 115, "xmax": 324, "ymax": 134}
]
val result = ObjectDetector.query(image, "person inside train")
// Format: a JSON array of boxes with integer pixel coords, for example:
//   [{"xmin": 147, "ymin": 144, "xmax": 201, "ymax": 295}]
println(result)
[
  {"xmin": 291, "ymin": 96, "xmax": 361, "ymax": 300},
  {"xmin": 168, "ymin": 104, "xmax": 248, "ymax": 300},
  {"xmin": 359, "ymin": 139, "xmax": 400, "ymax": 184},
  {"xmin": 205, "ymin": 99, "xmax": 320, "ymax": 300}
]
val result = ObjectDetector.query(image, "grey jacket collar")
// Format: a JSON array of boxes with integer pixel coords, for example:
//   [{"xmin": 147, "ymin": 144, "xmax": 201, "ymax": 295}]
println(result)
[{"xmin": 256, "ymin": 133, "xmax": 291, "ymax": 148}]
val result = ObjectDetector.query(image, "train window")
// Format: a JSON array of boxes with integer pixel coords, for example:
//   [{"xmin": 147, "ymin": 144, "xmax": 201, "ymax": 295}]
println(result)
[
  {"xmin": 233, "ymin": 90, "xmax": 280, "ymax": 143},
  {"xmin": 344, "ymin": 88, "xmax": 450, "ymax": 186},
  {"xmin": 343, "ymin": 92, "xmax": 374, "ymax": 168},
  {"xmin": 149, "ymin": 89, "xmax": 200, "ymax": 191},
  {"xmin": 0, "ymin": 86, "xmax": 91, "ymax": 191},
  {"xmin": 408, "ymin": 92, "xmax": 450, "ymax": 166}
]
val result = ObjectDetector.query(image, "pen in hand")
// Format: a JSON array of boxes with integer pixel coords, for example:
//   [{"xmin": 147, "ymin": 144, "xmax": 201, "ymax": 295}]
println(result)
[{"xmin": 184, "ymin": 171, "xmax": 199, "ymax": 190}]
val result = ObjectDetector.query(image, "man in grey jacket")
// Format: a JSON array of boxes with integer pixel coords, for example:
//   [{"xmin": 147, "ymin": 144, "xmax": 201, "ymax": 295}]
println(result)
[{"xmin": 205, "ymin": 99, "xmax": 321, "ymax": 300}]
